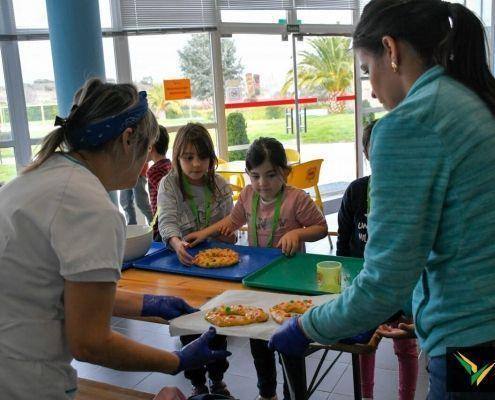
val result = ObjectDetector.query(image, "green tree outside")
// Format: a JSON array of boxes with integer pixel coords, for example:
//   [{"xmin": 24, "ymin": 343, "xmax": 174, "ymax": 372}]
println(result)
[
  {"xmin": 227, "ymin": 112, "xmax": 249, "ymax": 161},
  {"xmin": 282, "ymin": 37, "xmax": 354, "ymax": 113},
  {"xmin": 178, "ymin": 35, "xmax": 244, "ymax": 102}
]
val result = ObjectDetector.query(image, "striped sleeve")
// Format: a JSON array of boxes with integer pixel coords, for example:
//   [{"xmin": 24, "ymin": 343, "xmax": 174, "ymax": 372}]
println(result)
[
  {"xmin": 301, "ymin": 116, "xmax": 450, "ymax": 343},
  {"xmin": 147, "ymin": 162, "xmax": 172, "ymax": 216}
]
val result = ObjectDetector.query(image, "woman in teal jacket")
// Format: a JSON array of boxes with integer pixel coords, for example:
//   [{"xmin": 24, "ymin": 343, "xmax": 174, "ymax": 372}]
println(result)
[{"xmin": 269, "ymin": 1, "xmax": 495, "ymax": 397}]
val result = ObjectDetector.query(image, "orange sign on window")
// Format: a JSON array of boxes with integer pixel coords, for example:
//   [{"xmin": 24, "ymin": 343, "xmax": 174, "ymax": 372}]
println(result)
[{"xmin": 163, "ymin": 79, "xmax": 191, "ymax": 100}]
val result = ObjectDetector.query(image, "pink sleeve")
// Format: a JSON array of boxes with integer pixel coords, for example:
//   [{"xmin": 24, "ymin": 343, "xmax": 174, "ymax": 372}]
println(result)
[
  {"xmin": 229, "ymin": 186, "xmax": 250, "ymax": 229},
  {"xmin": 295, "ymin": 191, "xmax": 328, "ymax": 229}
]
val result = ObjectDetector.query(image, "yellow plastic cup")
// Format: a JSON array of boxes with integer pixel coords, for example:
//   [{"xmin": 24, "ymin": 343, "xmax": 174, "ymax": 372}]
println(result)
[{"xmin": 316, "ymin": 261, "xmax": 342, "ymax": 293}]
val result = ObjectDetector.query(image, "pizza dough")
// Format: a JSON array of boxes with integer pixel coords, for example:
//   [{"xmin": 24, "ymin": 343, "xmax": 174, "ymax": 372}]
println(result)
[
  {"xmin": 205, "ymin": 304, "xmax": 269, "ymax": 327},
  {"xmin": 269, "ymin": 299, "xmax": 314, "ymax": 324},
  {"xmin": 193, "ymin": 248, "xmax": 240, "ymax": 268}
]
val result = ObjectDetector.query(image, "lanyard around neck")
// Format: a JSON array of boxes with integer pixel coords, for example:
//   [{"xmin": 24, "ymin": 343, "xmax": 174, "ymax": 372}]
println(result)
[
  {"xmin": 182, "ymin": 175, "xmax": 212, "ymax": 230},
  {"xmin": 251, "ymin": 188, "xmax": 284, "ymax": 248}
]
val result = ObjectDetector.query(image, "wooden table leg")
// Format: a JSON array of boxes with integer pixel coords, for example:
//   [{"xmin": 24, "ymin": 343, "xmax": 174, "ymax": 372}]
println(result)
[{"xmin": 351, "ymin": 353, "xmax": 362, "ymax": 400}]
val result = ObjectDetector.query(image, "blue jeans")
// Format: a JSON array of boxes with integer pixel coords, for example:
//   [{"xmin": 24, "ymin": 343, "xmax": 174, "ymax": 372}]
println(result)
[
  {"xmin": 180, "ymin": 334, "xmax": 229, "ymax": 387},
  {"xmin": 428, "ymin": 355, "xmax": 495, "ymax": 399},
  {"xmin": 119, "ymin": 176, "xmax": 152, "ymax": 225},
  {"xmin": 108, "ymin": 191, "xmax": 119, "ymax": 206}
]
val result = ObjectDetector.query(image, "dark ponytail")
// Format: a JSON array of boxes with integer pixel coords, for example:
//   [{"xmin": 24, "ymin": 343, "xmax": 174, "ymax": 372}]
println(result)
[
  {"xmin": 446, "ymin": 4, "xmax": 495, "ymax": 113},
  {"xmin": 354, "ymin": 0, "xmax": 495, "ymax": 115}
]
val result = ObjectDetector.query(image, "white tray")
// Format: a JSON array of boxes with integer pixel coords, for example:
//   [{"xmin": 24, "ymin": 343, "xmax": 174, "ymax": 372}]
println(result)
[{"xmin": 169, "ymin": 289, "xmax": 337, "ymax": 341}]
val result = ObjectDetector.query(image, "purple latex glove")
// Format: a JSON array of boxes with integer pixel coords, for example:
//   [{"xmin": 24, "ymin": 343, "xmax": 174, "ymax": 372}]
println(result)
[
  {"xmin": 141, "ymin": 295, "xmax": 199, "ymax": 320},
  {"xmin": 339, "ymin": 329, "xmax": 376, "ymax": 345},
  {"xmin": 268, "ymin": 316, "xmax": 311, "ymax": 357},
  {"xmin": 173, "ymin": 327, "xmax": 231, "ymax": 374}
]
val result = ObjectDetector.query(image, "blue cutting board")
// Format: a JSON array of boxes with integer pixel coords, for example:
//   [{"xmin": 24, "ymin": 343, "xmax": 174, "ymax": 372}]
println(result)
[
  {"xmin": 132, "ymin": 241, "xmax": 283, "ymax": 281},
  {"xmin": 122, "ymin": 241, "xmax": 166, "ymax": 271}
]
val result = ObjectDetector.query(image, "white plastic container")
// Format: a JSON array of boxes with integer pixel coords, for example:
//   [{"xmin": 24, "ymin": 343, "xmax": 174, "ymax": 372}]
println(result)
[{"xmin": 123, "ymin": 225, "xmax": 152, "ymax": 262}]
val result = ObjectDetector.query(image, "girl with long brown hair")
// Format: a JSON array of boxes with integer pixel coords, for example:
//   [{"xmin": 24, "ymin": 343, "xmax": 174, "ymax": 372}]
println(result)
[{"xmin": 157, "ymin": 122, "xmax": 234, "ymax": 396}]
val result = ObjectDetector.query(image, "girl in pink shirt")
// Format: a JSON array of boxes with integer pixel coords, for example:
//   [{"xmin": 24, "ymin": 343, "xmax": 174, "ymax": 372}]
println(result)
[{"xmin": 185, "ymin": 137, "xmax": 327, "ymax": 400}]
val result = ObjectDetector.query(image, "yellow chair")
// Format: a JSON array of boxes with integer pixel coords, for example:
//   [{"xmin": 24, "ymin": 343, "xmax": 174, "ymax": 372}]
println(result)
[
  {"xmin": 217, "ymin": 158, "xmax": 245, "ymax": 201},
  {"xmin": 287, "ymin": 159, "xmax": 324, "ymax": 211},
  {"xmin": 287, "ymin": 159, "xmax": 334, "ymax": 248},
  {"xmin": 285, "ymin": 148, "xmax": 301, "ymax": 163}
]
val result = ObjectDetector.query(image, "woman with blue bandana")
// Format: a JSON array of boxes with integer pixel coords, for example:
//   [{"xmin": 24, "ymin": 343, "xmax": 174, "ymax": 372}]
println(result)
[
  {"xmin": 0, "ymin": 78, "xmax": 230, "ymax": 400},
  {"xmin": 269, "ymin": 1, "xmax": 495, "ymax": 398}
]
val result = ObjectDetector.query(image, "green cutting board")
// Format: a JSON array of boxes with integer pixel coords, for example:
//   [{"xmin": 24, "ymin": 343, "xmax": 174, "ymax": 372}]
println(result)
[{"xmin": 242, "ymin": 252, "xmax": 364, "ymax": 295}]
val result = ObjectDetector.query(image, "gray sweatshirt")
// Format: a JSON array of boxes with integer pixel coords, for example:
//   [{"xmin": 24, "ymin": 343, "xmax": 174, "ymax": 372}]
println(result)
[{"xmin": 157, "ymin": 169, "xmax": 233, "ymax": 243}]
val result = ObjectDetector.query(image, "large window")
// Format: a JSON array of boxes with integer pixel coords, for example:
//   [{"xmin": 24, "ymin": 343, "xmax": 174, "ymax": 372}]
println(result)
[
  {"xmin": 223, "ymin": 33, "xmax": 357, "ymax": 191},
  {"xmin": 297, "ymin": 10, "xmax": 353, "ymax": 25},
  {"xmin": 18, "ymin": 40, "xmax": 57, "ymax": 140},
  {"xmin": 13, "ymin": 0, "xmax": 48, "ymax": 30},
  {"xmin": 294, "ymin": 35, "xmax": 357, "ymax": 189},
  {"xmin": 17, "ymin": 36, "xmax": 115, "ymax": 141},
  {"xmin": 220, "ymin": 10, "xmax": 286, "ymax": 23},
  {"xmin": 0, "ymin": 148, "xmax": 16, "ymax": 184},
  {"xmin": 13, "ymin": 0, "xmax": 112, "ymax": 30},
  {"xmin": 128, "ymin": 33, "xmax": 216, "ymax": 146},
  {"xmin": 0, "ymin": 54, "xmax": 14, "ymax": 184},
  {"xmin": 99, "ymin": 0, "xmax": 112, "ymax": 29},
  {"xmin": 222, "ymin": 34, "xmax": 295, "ymax": 161},
  {"xmin": 103, "ymin": 38, "xmax": 117, "ymax": 82},
  {"xmin": 0, "ymin": 55, "xmax": 11, "ymax": 142}
]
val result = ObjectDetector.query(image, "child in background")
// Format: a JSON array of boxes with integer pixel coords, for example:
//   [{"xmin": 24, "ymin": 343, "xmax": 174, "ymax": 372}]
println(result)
[
  {"xmin": 337, "ymin": 120, "xmax": 419, "ymax": 400},
  {"xmin": 147, "ymin": 125, "xmax": 172, "ymax": 240},
  {"xmin": 185, "ymin": 137, "xmax": 328, "ymax": 400},
  {"xmin": 119, "ymin": 163, "xmax": 153, "ymax": 224},
  {"xmin": 156, "ymin": 123, "xmax": 234, "ymax": 397}
]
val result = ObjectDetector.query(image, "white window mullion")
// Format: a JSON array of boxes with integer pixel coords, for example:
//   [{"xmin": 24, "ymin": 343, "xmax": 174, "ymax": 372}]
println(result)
[
  {"xmin": 210, "ymin": 31, "xmax": 228, "ymax": 158},
  {"xmin": 110, "ymin": 0, "xmax": 132, "ymax": 83},
  {"xmin": 1, "ymin": 0, "xmax": 31, "ymax": 170}
]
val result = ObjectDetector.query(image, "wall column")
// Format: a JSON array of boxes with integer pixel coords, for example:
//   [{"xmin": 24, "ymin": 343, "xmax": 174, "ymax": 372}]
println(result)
[{"xmin": 46, "ymin": 0, "xmax": 105, "ymax": 116}]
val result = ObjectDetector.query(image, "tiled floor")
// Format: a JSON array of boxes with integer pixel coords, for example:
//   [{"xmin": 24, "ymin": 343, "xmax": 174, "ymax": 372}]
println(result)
[
  {"xmin": 73, "ymin": 317, "xmax": 429, "ymax": 399},
  {"xmin": 72, "ymin": 224, "xmax": 429, "ymax": 399}
]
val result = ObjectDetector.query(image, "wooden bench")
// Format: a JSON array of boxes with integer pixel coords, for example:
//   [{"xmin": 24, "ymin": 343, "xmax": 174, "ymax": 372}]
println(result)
[{"xmin": 75, "ymin": 378, "xmax": 154, "ymax": 400}]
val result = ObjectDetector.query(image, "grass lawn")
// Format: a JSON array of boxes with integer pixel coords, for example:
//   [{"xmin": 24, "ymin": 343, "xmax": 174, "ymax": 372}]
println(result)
[
  {"xmin": 247, "ymin": 113, "xmax": 355, "ymax": 144},
  {"xmin": 0, "ymin": 111, "xmax": 368, "ymax": 178},
  {"xmin": 0, "ymin": 164, "xmax": 16, "ymax": 183}
]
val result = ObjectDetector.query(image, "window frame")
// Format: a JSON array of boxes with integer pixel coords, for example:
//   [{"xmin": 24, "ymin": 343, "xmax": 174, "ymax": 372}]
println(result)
[{"xmin": 2, "ymin": 0, "xmax": 494, "ymax": 183}]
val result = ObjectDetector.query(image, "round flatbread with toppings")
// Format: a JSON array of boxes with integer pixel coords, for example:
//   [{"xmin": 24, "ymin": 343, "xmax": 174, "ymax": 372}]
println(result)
[
  {"xmin": 193, "ymin": 248, "xmax": 240, "ymax": 268},
  {"xmin": 269, "ymin": 299, "xmax": 313, "ymax": 324},
  {"xmin": 205, "ymin": 304, "xmax": 269, "ymax": 327}
]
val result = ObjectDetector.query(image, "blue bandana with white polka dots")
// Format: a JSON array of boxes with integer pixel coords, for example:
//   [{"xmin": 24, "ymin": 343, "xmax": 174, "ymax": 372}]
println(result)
[{"xmin": 71, "ymin": 91, "xmax": 149, "ymax": 149}]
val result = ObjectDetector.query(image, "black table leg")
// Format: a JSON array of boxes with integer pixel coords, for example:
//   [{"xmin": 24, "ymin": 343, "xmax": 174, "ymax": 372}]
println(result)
[
  {"xmin": 280, "ymin": 354, "xmax": 307, "ymax": 400},
  {"xmin": 351, "ymin": 353, "xmax": 362, "ymax": 400}
]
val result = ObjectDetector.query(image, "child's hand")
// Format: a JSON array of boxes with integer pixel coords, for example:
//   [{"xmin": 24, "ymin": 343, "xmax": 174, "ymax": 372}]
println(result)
[
  {"xmin": 184, "ymin": 230, "xmax": 208, "ymax": 248},
  {"xmin": 217, "ymin": 232, "xmax": 237, "ymax": 244},
  {"xmin": 277, "ymin": 231, "xmax": 300, "ymax": 256},
  {"xmin": 218, "ymin": 219, "xmax": 235, "ymax": 236},
  {"xmin": 376, "ymin": 323, "xmax": 416, "ymax": 339},
  {"xmin": 170, "ymin": 237, "xmax": 194, "ymax": 266}
]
